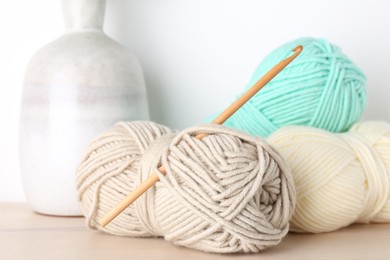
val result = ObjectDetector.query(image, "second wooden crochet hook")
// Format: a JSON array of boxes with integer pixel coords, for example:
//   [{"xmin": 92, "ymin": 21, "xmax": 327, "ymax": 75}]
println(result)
[{"xmin": 99, "ymin": 45, "xmax": 303, "ymax": 227}]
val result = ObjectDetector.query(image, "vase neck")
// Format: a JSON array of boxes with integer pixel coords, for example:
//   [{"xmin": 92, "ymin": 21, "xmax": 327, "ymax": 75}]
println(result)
[{"xmin": 61, "ymin": 0, "xmax": 106, "ymax": 31}]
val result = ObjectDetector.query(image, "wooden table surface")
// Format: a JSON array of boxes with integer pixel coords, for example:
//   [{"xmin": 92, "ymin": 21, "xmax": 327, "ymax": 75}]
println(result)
[{"xmin": 1, "ymin": 203, "xmax": 390, "ymax": 259}]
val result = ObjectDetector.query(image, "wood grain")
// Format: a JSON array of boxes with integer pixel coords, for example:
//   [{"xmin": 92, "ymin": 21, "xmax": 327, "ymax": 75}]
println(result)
[{"xmin": 2, "ymin": 203, "xmax": 390, "ymax": 259}]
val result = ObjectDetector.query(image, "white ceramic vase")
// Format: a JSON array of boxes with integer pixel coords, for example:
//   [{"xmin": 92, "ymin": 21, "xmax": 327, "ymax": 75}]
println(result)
[{"xmin": 20, "ymin": 0, "xmax": 149, "ymax": 216}]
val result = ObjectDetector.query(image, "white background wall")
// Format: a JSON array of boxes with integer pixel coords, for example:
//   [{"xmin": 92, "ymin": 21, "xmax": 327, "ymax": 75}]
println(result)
[{"xmin": 1, "ymin": 0, "xmax": 389, "ymax": 202}]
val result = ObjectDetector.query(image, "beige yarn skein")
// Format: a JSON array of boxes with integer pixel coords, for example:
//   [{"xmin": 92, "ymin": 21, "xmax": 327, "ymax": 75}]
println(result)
[
  {"xmin": 77, "ymin": 121, "xmax": 295, "ymax": 253},
  {"xmin": 268, "ymin": 121, "xmax": 390, "ymax": 233}
]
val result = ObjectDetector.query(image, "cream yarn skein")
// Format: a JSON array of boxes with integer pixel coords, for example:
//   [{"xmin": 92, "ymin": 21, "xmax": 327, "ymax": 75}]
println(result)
[
  {"xmin": 268, "ymin": 121, "xmax": 390, "ymax": 233},
  {"xmin": 351, "ymin": 121, "xmax": 390, "ymax": 222},
  {"xmin": 77, "ymin": 121, "xmax": 295, "ymax": 253}
]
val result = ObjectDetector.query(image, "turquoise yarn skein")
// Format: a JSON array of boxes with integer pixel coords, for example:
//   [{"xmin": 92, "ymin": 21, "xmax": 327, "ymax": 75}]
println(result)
[{"xmin": 223, "ymin": 38, "xmax": 367, "ymax": 137}]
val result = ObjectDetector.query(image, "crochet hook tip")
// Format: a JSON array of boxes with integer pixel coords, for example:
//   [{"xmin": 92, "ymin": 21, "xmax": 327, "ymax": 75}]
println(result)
[{"xmin": 293, "ymin": 45, "xmax": 303, "ymax": 53}]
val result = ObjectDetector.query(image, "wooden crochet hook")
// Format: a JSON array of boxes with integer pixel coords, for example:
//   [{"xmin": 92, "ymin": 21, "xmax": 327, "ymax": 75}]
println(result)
[{"xmin": 99, "ymin": 45, "xmax": 303, "ymax": 227}]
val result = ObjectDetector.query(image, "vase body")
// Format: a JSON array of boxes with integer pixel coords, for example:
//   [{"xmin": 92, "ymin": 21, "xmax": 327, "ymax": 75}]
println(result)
[{"xmin": 20, "ymin": 0, "xmax": 149, "ymax": 215}]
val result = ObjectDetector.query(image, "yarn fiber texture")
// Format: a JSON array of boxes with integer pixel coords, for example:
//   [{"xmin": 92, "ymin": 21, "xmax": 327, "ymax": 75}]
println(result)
[
  {"xmin": 267, "ymin": 121, "xmax": 390, "ymax": 233},
  {"xmin": 77, "ymin": 121, "xmax": 295, "ymax": 253},
  {"xmin": 224, "ymin": 37, "xmax": 366, "ymax": 137}
]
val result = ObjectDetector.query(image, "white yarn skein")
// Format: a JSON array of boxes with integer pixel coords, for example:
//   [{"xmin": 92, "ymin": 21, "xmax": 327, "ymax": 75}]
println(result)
[
  {"xmin": 267, "ymin": 121, "xmax": 390, "ymax": 233},
  {"xmin": 351, "ymin": 121, "xmax": 390, "ymax": 222},
  {"xmin": 77, "ymin": 121, "xmax": 295, "ymax": 253}
]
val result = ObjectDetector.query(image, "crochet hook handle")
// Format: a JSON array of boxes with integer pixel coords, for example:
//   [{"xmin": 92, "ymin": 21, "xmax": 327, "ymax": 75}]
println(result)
[{"xmin": 99, "ymin": 45, "xmax": 303, "ymax": 227}]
